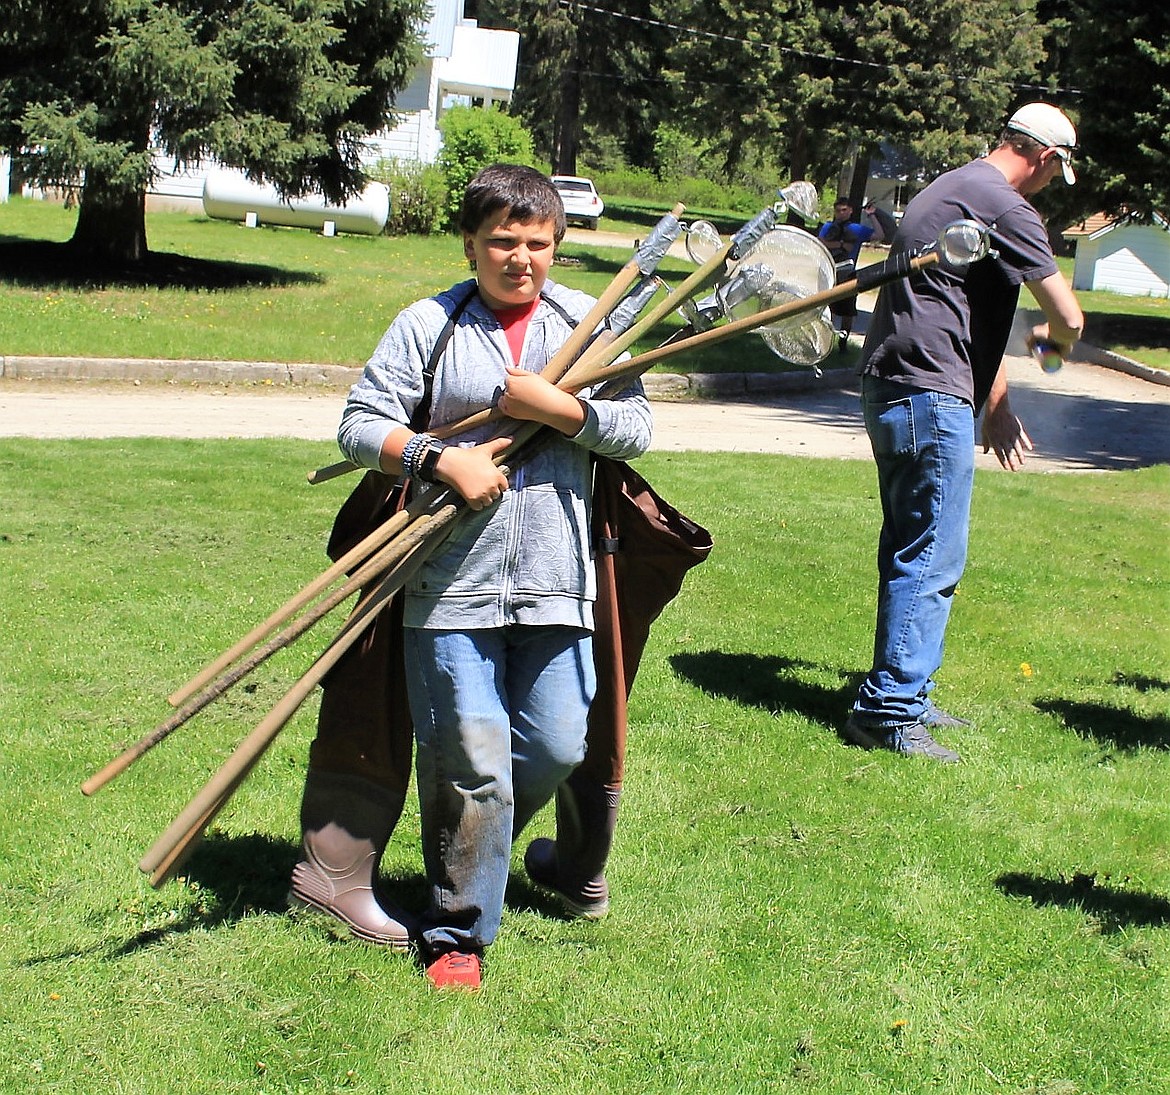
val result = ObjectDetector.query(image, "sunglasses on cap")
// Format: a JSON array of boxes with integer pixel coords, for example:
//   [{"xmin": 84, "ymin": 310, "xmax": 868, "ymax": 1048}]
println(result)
[{"xmin": 1046, "ymin": 145, "xmax": 1077, "ymax": 184}]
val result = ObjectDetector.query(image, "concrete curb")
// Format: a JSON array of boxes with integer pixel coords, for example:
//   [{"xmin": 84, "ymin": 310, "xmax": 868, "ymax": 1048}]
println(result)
[
  {"xmin": 0, "ymin": 355, "xmax": 360, "ymax": 387},
  {"xmin": 1, "ymin": 350, "xmax": 1162, "ymax": 393},
  {"xmin": 0, "ymin": 354, "xmax": 859, "ymax": 397},
  {"xmin": 1068, "ymin": 343, "xmax": 1170, "ymax": 386}
]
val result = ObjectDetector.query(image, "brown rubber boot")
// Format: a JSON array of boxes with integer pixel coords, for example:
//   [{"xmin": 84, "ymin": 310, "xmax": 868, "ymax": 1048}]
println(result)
[
  {"xmin": 523, "ymin": 769, "xmax": 619, "ymax": 920},
  {"xmin": 289, "ymin": 770, "xmax": 415, "ymax": 949}
]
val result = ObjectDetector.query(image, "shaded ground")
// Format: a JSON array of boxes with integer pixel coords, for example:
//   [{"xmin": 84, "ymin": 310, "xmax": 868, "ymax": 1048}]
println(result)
[
  {"xmin": 0, "ymin": 238, "xmax": 322, "ymax": 289},
  {"xmin": 1086, "ymin": 310, "xmax": 1170, "ymax": 360}
]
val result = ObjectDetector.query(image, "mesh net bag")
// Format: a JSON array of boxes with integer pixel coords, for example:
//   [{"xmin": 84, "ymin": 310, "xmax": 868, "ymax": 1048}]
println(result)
[{"xmin": 722, "ymin": 226, "xmax": 838, "ymax": 367}]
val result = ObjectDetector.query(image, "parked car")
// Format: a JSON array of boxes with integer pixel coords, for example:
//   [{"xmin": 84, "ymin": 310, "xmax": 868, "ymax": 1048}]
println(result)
[{"xmin": 551, "ymin": 175, "xmax": 604, "ymax": 230}]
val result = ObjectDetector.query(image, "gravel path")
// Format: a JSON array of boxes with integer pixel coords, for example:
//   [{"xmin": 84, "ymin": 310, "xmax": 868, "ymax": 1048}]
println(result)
[{"xmin": 2, "ymin": 353, "xmax": 1168, "ymax": 473}]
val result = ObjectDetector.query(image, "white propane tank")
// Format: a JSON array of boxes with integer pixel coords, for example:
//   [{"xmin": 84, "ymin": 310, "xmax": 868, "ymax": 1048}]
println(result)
[{"xmin": 201, "ymin": 169, "xmax": 389, "ymax": 235}]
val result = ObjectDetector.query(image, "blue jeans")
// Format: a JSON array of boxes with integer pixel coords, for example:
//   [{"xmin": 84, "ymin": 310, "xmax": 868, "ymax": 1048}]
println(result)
[
  {"xmin": 852, "ymin": 376, "xmax": 975, "ymax": 728},
  {"xmin": 403, "ymin": 624, "xmax": 595, "ymax": 955}
]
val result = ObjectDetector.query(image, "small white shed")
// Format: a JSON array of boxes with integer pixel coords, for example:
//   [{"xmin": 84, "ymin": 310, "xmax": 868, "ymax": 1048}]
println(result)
[{"xmin": 1068, "ymin": 212, "xmax": 1170, "ymax": 298}]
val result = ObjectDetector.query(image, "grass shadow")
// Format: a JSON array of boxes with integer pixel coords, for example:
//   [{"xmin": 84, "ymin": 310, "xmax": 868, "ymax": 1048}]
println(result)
[
  {"xmin": 670, "ymin": 650, "xmax": 858, "ymax": 730},
  {"xmin": 604, "ymin": 199, "xmax": 758, "ymax": 236},
  {"xmin": 996, "ymin": 870, "xmax": 1170, "ymax": 933},
  {"xmin": 1085, "ymin": 310, "xmax": 1170, "ymax": 355},
  {"xmin": 102, "ymin": 832, "xmax": 432, "ymax": 957},
  {"xmin": 594, "ymin": 201, "xmax": 671, "ymax": 232},
  {"xmin": 504, "ymin": 873, "xmax": 582, "ymax": 922},
  {"xmin": 104, "ymin": 832, "xmax": 300, "ymax": 957},
  {"xmin": 1034, "ymin": 696, "xmax": 1170, "ymax": 751},
  {"xmin": 180, "ymin": 830, "xmax": 301, "ymax": 913},
  {"xmin": 552, "ymin": 246, "xmax": 629, "ymax": 277},
  {"xmin": 0, "ymin": 238, "xmax": 323, "ymax": 290},
  {"xmin": 1113, "ymin": 672, "xmax": 1170, "ymax": 694},
  {"xmin": 19, "ymin": 832, "xmax": 299, "ymax": 966}
]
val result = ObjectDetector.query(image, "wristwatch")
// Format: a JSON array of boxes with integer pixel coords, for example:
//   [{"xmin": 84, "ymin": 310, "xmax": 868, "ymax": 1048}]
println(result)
[{"xmin": 417, "ymin": 441, "xmax": 445, "ymax": 483}]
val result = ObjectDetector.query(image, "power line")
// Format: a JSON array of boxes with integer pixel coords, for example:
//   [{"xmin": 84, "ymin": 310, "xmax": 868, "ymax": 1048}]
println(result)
[{"xmin": 560, "ymin": 1, "xmax": 1082, "ymax": 97}]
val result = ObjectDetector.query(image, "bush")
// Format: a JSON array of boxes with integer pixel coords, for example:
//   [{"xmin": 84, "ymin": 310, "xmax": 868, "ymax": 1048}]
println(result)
[
  {"xmin": 652, "ymin": 124, "xmax": 710, "ymax": 184},
  {"xmin": 367, "ymin": 159, "xmax": 447, "ymax": 236},
  {"xmin": 436, "ymin": 105, "xmax": 536, "ymax": 229},
  {"xmin": 584, "ymin": 123, "xmax": 775, "ymax": 218},
  {"xmin": 590, "ymin": 166, "xmax": 764, "ymax": 216}
]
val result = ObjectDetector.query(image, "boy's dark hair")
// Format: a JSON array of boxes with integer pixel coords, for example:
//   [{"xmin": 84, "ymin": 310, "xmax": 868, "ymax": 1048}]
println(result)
[{"xmin": 458, "ymin": 163, "xmax": 567, "ymax": 243}]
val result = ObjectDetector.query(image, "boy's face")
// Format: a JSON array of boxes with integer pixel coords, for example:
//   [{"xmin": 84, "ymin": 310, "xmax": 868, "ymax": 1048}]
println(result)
[{"xmin": 463, "ymin": 211, "xmax": 557, "ymax": 311}]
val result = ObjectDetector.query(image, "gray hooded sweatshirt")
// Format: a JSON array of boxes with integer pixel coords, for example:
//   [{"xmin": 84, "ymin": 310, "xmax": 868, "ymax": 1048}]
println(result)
[{"xmin": 338, "ymin": 278, "xmax": 653, "ymax": 631}]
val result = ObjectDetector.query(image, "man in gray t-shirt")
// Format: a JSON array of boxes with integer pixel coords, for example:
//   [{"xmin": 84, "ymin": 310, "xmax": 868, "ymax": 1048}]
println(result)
[{"xmin": 846, "ymin": 103, "xmax": 1084, "ymax": 763}]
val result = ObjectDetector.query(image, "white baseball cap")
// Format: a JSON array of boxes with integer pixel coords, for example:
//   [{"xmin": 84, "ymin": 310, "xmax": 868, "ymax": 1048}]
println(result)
[{"xmin": 1006, "ymin": 102, "xmax": 1078, "ymax": 184}]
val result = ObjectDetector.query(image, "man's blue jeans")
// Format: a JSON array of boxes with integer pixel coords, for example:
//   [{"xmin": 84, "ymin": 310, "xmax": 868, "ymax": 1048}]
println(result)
[
  {"xmin": 403, "ymin": 624, "xmax": 595, "ymax": 955},
  {"xmin": 852, "ymin": 376, "xmax": 975, "ymax": 728}
]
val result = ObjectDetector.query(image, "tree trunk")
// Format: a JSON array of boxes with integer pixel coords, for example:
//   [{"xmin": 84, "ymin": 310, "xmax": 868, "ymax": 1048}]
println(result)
[
  {"xmin": 69, "ymin": 171, "xmax": 149, "ymax": 265},
  {"xmin": 788, "ymin": 124, "xmax": 810, "ymax": 184},
  {"xmin": 847, "ymin": 145, "xmax": 875, "ymax": 214},
  {"xmin": 551, "ymin": 55, "xmax": 581, "ymax": 176}
]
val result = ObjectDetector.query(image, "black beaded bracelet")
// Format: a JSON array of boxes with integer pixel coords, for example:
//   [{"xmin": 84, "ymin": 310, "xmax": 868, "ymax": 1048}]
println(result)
[{"xmin": 402, "ymin": 432, "xmax": 433, "ymax": 478}]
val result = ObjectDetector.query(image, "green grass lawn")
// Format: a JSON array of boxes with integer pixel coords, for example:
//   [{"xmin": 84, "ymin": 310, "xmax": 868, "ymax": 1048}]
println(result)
[
  {"xmin": 600, "ymin": 197, "xmax": 764, "ymax": 239},
  {"xmin": 1, "ymin": 440, "xmax": 1167, "ymax": 1093},
  {"xmin": 1053, "ymin": 257, "xmax": 1170, "ymax": 370},
  {"xmin": 11, "ymin": 198, "xmax": 1166, "ymax": 377},
  {"xmin": 0, "ymin": 198, "xmax": 789, "ymax": 374}
]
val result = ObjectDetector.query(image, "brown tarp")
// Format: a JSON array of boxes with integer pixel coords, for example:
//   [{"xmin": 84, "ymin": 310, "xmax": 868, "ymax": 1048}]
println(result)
[{"xmin": 582, "ymin": 457, "xmax": 713, "ymax": 785}]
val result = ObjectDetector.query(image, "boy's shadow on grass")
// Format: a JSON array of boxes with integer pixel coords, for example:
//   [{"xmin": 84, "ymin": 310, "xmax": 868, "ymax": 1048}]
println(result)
[
  {"xmin": 107, "ymin": 832, "xmax": 304, "ymax": 957},
  {"xmin": 670, "ymin": 650, "xmax": 857, "ymax": 730},
  {"xmin": 23, "ymin": 832, "xmax": 301, "ymax": 965},
  {"xmin": 71, "ymin": 831, "xmax": 566, "ymax": 961},
  {"xmin": 0, "ymin": 239, "xmax": 323, "ymax": 290},
  {"xmin": 996, "ymin": 871, "xmax": 1170, "ymax": 934}
]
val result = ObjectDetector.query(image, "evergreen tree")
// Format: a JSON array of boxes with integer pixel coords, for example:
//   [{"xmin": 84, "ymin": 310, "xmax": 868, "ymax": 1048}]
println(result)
[
  {"xmin": 0, "ymin": 0, "xmax": 425, "ymax": 264},
  {"xmin": 660, "ymin": 0, "xmax": 1045, "ymax": 195},
  {"xmin": 1036, "ymin": 0, "xmax": 1169, "ymax": 224}
]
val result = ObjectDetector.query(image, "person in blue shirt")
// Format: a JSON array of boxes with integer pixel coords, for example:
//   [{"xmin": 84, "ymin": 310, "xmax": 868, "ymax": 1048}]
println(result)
[{"xmin": 818, "ymin": 196, "xmax": 885, "ymax": 344}]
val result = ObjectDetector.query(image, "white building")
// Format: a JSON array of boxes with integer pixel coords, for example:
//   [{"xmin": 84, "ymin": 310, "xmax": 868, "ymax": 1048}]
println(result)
[
  {"xmin": 1066, "ymin": 212, "xmax": 1170, "ymax": 299},
  {"xmin": 362, "ymin": 11, "xmax": 519, "ymax": 166},
  {"xmin": 145, "ymin": 1, "xmax": 518, "ymax": 213}
]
